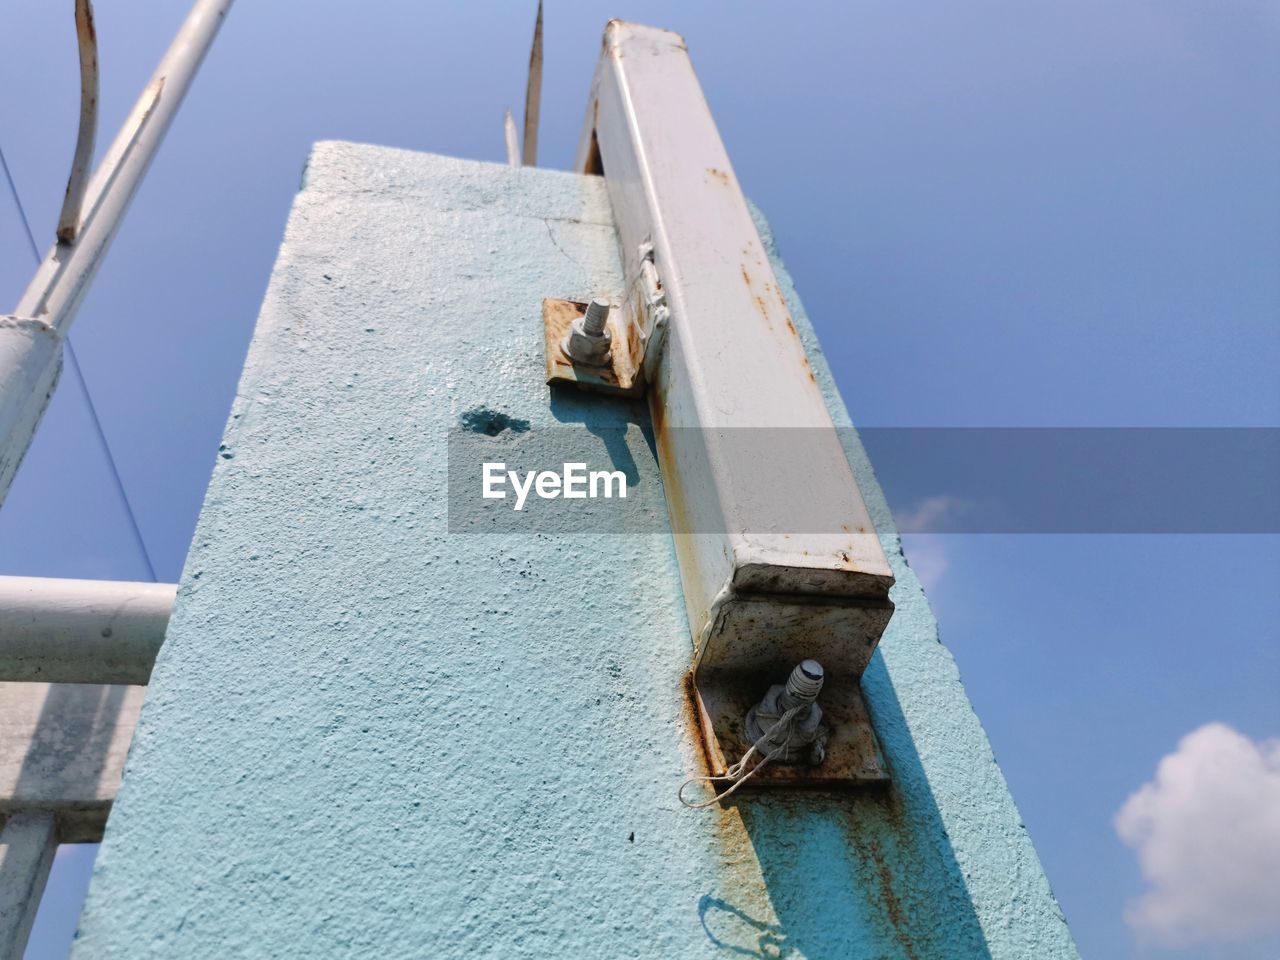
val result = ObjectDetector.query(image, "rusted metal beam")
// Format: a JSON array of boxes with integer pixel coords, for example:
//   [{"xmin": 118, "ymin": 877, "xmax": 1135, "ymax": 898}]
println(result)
[
  {"xmin": 56, "ymin": 0, "xmax": 99, "ymax": 245},
  {"xmin": 573, "ymin": 22, "xmax": 895, "ymax": 788},
  {"xmin": 575, "ymin": 21, "xmax": 894, "ymax": 675},
  {"xmin": 521, "ymin": 0, "xmax": 543, "ymax": 166}
]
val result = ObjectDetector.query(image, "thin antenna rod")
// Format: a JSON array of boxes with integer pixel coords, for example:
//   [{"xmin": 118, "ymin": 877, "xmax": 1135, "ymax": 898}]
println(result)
[
  {"xmin": 57, "ymin": 0, "xmax": 99, "ymax": 244},
  {"xmin": 504, "ymin": 109, "xmax": 520, "ymax": 167},
  {"xmin": 521, "ymin": 0, "xmax": 543, "ymax": 167}
]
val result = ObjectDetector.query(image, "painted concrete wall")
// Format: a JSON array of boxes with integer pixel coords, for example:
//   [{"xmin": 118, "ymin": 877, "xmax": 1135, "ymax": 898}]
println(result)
[{"xmin": 72, "ymin": 143, "xmax": 1079, "ymax": 959}]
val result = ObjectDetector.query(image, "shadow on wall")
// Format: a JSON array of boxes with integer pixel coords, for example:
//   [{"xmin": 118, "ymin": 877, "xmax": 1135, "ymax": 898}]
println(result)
[
  {"xmin": 539, "ymin": 295, "xmax": 992, "ymax": 957},
  {"xmin": 699, "ymin": 895, "xmax": 792, "ymax": 958},
  {"xmin": 548, "ymin": 386, "xmax": 654, "ymax": 485},
  {"xmin": 706, "ymin": 653, "xmax": 993, "ymax": 960}
]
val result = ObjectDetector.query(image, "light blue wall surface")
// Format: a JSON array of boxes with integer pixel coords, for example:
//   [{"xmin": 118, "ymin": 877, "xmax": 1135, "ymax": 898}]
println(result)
[{"xmin": 71, "ymin": 144, "xmax": 1079, "ymax": 959}]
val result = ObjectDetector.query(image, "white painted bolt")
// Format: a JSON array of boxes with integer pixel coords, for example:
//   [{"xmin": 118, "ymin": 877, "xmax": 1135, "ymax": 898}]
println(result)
[
  {"xmin": 781, "ymin": 659, "xmax": 824, "ymax": 707},
  {"xmin": 744, "ymin": 659, "xmax": 828, "ymax": 766},
  {"xmin": 582, "ymin": 298, "xmax": 610, "ymax": 336},
  {"xmin": 561, "ymin": 298, "xmax": 613, "ymax": 367}
]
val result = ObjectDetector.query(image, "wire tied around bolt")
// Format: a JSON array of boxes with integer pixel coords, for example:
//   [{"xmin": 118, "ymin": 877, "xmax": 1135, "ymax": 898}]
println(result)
[
  {"xmin": 677, "ymin": 703, "xmax": 808, "ymax": 809},
  {"xmin": 678, "ymin": 660, "xmax": 826, "ymax": 809}
]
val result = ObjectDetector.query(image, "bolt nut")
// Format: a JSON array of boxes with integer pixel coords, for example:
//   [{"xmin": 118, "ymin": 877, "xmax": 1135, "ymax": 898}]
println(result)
[
  {"xmin": 561, "ymin": 298, "xmax": 613, "ymax": 367},
  {"xmin": 744, "ymin": 659, "xmax": 828, "ymax": 766}
]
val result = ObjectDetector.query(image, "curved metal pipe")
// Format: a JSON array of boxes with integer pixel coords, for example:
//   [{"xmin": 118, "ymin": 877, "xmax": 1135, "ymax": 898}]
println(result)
[{"xmin": 56, "ymin": 0, "xmax": 99, "ymax": 245}]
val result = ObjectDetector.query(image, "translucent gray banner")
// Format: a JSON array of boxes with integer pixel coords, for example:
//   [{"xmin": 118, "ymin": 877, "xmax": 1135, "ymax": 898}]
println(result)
[{"xmin": 447, "ymin": 427, "xmax": 1279, "ymax": 534}]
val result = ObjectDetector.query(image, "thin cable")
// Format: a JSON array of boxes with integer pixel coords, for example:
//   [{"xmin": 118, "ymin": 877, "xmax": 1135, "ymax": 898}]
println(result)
[
  {"xmin": 0, "ymin": 142, "xmax": 40, "ymax": 259},
  {"xmin": 1, "ymin": 141, "xmax": 159, "ymax": 582}
]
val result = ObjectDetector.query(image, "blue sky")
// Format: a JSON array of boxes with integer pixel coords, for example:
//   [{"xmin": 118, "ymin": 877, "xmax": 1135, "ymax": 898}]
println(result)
[{"xmin": 2, "ymin": 1, "xmax": 1277, "ymax": 957}]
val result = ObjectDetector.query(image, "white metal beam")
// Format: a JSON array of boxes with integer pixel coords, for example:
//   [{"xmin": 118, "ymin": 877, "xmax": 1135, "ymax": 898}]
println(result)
[
  {"xmin": 0, "ymin": 810, "xmax": 58, "ymax": 960},
  {"xmin": 0, "ymin": 682, "xmax": 144, "ymax": 843},
  {"xmin": 575, "ymin": 22, "xmax": 894, "ymax": 681}
]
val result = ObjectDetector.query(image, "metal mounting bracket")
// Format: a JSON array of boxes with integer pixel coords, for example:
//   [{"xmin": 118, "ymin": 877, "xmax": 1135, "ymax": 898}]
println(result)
[
  {"xmin": 542, "ymin": 239, "xmax": 669, "ymax": 396},
  {"xmin": 543, "ymin": 298, "xmax": 643, "ymax": 397},
  {"xmin": 562, "ymin": 21, "xmax": 896, "ymax": 792},
  {"xmin": 691, "ymin": 672, "xmax": 888, "ymax": 789}
]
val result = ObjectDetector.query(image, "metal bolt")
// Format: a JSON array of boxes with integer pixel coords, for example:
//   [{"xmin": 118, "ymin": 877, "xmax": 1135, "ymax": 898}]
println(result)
[
  {"xmin": 561, "ymin": 298, "xmax": 613, "ymax": 367},
  {"xmin": 582, "ymin": 298, "xmax": 610, "ymax": 336},
  {"xmin": 744, "ymin": 659, "xmax": 828, "ymax": 766},
  {"xmin": 780, "ymin": 659, "xmax": 824, "ymax": 707}
]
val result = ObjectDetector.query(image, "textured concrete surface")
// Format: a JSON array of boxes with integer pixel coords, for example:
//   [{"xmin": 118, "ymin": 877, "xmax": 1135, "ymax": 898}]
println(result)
[{"xmin": 72, "ymin": 144, "xmax": 1079, "ymax": 958}]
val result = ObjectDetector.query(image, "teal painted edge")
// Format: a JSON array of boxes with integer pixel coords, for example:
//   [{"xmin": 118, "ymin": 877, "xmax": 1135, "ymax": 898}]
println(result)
[{"xmin": 750, "ymin": 201, "xmax": 1080, "ymax": 957}]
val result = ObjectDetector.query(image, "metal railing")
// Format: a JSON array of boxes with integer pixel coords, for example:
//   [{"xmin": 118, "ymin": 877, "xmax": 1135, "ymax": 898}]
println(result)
[{"xmin": 0, "ymin": 2, "xmax": 230, "ymax": 954}]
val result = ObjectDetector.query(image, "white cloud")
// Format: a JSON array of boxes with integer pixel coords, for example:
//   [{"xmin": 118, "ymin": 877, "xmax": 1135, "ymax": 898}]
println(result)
[
  {"xmin": 1115, "ymin": 723, "xmax": 1280, "ymax": 947},
  {"xmin": 900, "ymin": 533, "xmax": 948, "ymax": 594},
  {"xmin": 897, "ymin": 496, "xmax": 973, "ymax": 595},
  {"xmin": 895, "ymin": 494, "xmax": 968, "ymax": 534}
]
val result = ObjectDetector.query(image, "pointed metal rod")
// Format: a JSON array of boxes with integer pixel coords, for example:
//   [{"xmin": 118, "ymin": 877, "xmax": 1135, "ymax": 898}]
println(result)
[
  {"xmin": 521, "ymin": 0, "xmax": 543, "ymax": 166},
  {"xmin": 504, "ymin": 109, "xmax": 520, "ymax": 167},
  {"xmin": 56, "ymin": 0, "xmax": 99, "ymax": 244},
  {"xmin": 0, "ymin": 0, "xmax": 234, "ymax": 506}
]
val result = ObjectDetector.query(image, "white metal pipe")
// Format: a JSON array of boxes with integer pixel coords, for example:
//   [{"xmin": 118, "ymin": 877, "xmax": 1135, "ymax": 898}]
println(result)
[
  {"xmin": 0, "ymin": 576, "xmax": 175, "ymax": 685},
  {"xmin": 0, "ymin": 0, "xmax": 234, "ymax": 505},
  {"xmin": 0, "ymin": 811, "xmax": 58, "ymax": 960}
]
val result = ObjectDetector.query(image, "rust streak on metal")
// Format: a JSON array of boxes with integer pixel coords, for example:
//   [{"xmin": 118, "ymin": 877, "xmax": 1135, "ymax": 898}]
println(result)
[
  {"xmin": 739, "ymin": 265, "xmax": 774, "ymax": 325},
  {"xmin": 682, "ymin": 671, "xmax": 715, "ymax": 776},
  {"xmin": 647, "ymin": 379, "xmax": 691, "ymax": 538}
]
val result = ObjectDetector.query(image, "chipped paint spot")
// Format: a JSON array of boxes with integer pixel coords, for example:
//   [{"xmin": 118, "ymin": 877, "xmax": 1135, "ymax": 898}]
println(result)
[{"xmin": 458, "ymin": 407, "xmax": 530, "ymax": 435}]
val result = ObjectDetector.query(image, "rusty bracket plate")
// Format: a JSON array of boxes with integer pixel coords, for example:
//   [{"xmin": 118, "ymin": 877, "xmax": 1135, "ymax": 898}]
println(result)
[
  {"xmin": 692, "ymin": 670, "xmax": 888, "ymax": 791},
  {"xmin": 543, "ymin": 298, "xmax": 644, "ymax": 397}
]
